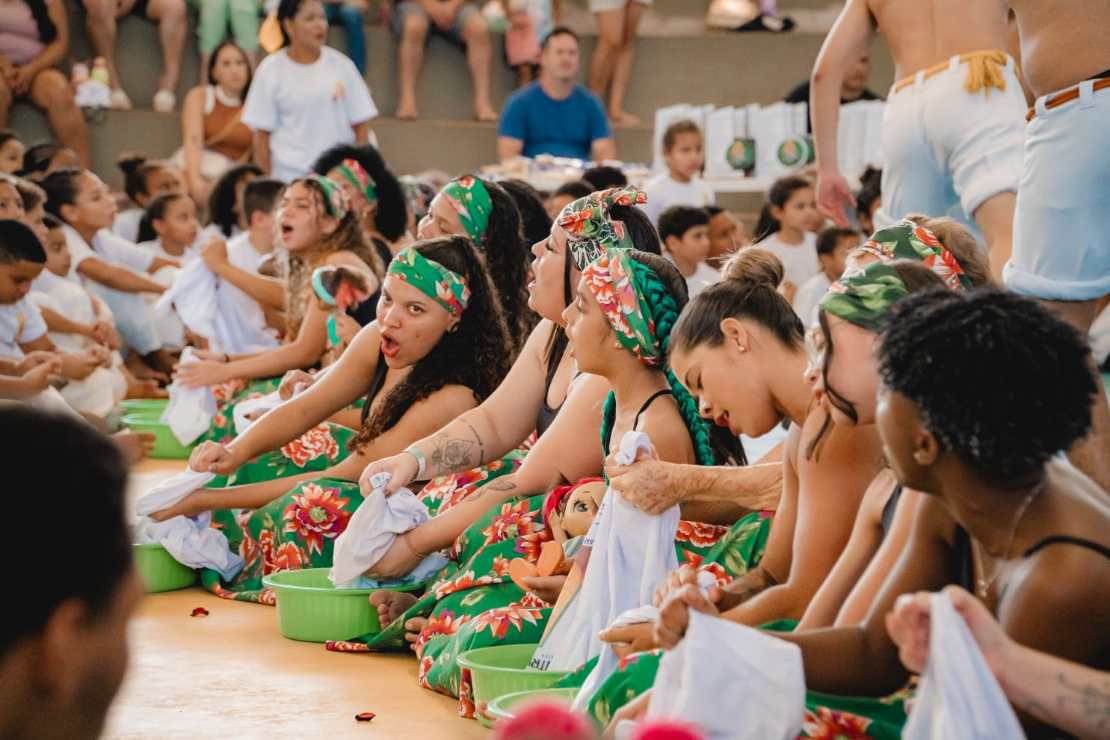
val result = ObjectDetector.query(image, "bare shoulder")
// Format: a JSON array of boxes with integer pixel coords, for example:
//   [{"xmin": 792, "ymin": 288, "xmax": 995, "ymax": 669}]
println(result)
[{"xmin": 416, "ymin": 383, "xmax": 480, "ymax": 414}]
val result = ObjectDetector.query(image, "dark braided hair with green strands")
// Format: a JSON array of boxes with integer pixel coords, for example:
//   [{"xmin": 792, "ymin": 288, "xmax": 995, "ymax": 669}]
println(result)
[{"xmin": 597, "ymin": 251, "xmax": 746, "ymax": 468}]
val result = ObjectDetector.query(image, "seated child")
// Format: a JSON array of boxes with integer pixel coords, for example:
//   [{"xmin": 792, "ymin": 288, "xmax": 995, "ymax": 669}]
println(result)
[
  {"xmin": 137, "ymin": 193, "xmax": 201, "ymax": 264},
  {"xmin": 0, "ymin": 131, "xmax": 24, "ymax": 175},
  {"xmin": 641, "ymin": 120, "xmax": 715, "ymax": 227},
  {"xmin": 545, "ymin": 180, "xmax": 592, "ymax": 221},
  {"xmin": 704, "ymin": 206, "xmax": 746, "ymax": 269},
  {"xmin": 14, "ymin": 178, "xmax": 49, "ymax": 243},
  {"xmin": 657, "ymin": 205, "xmax": 720, "ymax": 298},
  {"xmin": 753, "ymin": 175, "xmax": 822, "ymax": 304},
  {"xmin": 113, "ymin": 154, "xmax": 183, "ymax": 243},
  {"xmin": 791, "ymin": 226, "xmax": 858, "ymax": 325},
  {"xmin": 856, "ymin": 166, "xmax": 881, "ymax": 235}
]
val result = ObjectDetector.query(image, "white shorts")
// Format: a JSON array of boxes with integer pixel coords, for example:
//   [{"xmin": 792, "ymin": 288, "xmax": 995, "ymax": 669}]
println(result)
[
  {"xmin": 1004, "ymin": 79, "xmax": 1110, "ymax": 301},
  {"xmin": 588, "ymin": 0, "xmax": 650, "ymax": 12},
  {"xmin": 876, "ymin": 55, "xmax": 1026, "ymax": 233}
]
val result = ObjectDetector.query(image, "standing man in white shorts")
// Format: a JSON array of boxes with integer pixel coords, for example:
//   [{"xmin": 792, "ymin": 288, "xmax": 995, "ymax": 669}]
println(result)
[
  {"xmin": 811, "ymin": 0, "xmax": 1026, "ymax": 283},
  {"xmin": 1005, "ymin": 0, "xmax": 1110, "ymax": 492}
]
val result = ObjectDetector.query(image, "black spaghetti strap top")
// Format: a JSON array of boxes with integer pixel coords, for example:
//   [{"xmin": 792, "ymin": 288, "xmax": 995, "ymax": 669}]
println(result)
[
  {"xmin": 359, "ymin": 350, "xmax": 391, "ymax": 426},
  {"xmin": 602, "ymin": 389, "xmax": 672, "ymax": 453},
  {"xmin": 880, "ymin": 484, "xmax": 903, "ymax": 538},
  {"xmin": 951, "ymin": 527, "xmax": 1110, "ymax": 594},
  {"xmin": 535, "ymin": 370, "xmax": 580, "ymax": 439}
]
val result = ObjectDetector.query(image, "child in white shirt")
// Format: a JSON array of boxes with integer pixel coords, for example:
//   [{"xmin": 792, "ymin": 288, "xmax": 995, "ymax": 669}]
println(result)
[
  {"xmin": 792, "ymin": 227, "xmax": 860, "ymax": 327},
  {"xmin": 658, "ymin": 205, "xmax": 721, "ymax": 298},
  {"xmin": 642, "ymin": 120, "xmax": 716, "ymax": 228},
  {"xmin": 753, "ymin": 175, "xmax": 823, "ymax": 305}
]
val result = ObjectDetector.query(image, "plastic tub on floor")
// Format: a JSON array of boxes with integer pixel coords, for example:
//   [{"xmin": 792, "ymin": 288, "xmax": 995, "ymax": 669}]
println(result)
[
  {"xmin": 122, "ymin": 412, "xmax": 194, "ymax": 459},
  {"xmin": 456, "ymin": 644, "xmax": 566, "ymax": 728},
  {"xmin": 485, "ymin": 687, "xmax": 580, "ymax": 724},
  {"xmin": 262, "ymin": 568, "xmax": 424, "ymax": 643},
  {"xmin": 120, "ymin": 398, "xmax": 170, "ymax": 414},
  {"xmin": 134, "ymin": 542, "xmax": 197, "ymax": 593}
]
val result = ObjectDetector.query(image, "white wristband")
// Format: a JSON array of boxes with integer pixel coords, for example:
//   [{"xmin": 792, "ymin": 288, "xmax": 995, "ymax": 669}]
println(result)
[{"xmin": 404, "ymin": 447, "xmax": 427, "ymax": 479}]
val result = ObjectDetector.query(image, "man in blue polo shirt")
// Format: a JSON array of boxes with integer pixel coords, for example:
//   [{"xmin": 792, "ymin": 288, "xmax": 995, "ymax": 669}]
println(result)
[{"xmin": 497, "ymin": 27, "xmax": 616, "ymax": 162}]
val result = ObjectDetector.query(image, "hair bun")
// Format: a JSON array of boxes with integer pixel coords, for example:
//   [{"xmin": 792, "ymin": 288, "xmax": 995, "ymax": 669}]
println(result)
[{"xmin": 721, "ymin": 247, "xmax": 785, "ymax": 289}]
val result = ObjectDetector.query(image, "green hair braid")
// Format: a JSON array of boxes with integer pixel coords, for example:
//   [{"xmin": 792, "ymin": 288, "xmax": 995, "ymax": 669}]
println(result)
[{"xmin": 598, "ymin": 260, "xmax": 717, "ymax": 468}]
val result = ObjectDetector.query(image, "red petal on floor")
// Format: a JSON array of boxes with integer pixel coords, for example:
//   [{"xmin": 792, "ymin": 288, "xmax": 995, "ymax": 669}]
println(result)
[
  {"xmin": 354, "ymin": 713, "xmax": 376, "ymax": 722},
  {"xmin": 190, "ymin": 607, "xmax": 209, "ymax": 617}
]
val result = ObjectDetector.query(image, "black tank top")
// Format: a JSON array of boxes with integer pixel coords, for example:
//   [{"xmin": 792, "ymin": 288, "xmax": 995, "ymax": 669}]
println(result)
[
  {"xmin": 359, "ymin": 350, "xmax": 391, "ymax": 426},
  {"xmin": 602, "ymin": 389, "xmax": 673, "ymax": 453},
  {"xmin": 953, "ymin": 526, "xmax": 1110, "ymax": 593},
  {"xmin": 535, "ymin": 368, "xmax": 581, "ymax": 439},
  {"xmin": 880, "ymin": 484, "xmax": 902, "ymax": 537}
]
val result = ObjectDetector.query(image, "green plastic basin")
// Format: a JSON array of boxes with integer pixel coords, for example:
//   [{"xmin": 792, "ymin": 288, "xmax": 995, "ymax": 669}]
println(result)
[
  {"xmin": 457, "ymin": 644, "xmax": 566, "ymax": 728},
  {"xmin": 261, "ymin": 568, "xmax": 423, "ymax": 643},
  {"xmin": 486, "ymin": 687, "xmax": 580, "ymax": 725},
  {"xmin": 133, "ymin": 542, "xmax": 197, "ymax": 593},
  {"xmin": 122, "ymin": 412, "xmax": 194, "ymax": 459},
  {"xmin": 120, "ymin": 398, "xmax": 169, "ymax": 414}
]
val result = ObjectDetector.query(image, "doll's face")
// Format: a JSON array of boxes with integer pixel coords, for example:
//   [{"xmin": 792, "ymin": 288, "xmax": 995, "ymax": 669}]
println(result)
[{"xmin": 558, "ymin": 480, "xmax": 606, "ymax": 540}]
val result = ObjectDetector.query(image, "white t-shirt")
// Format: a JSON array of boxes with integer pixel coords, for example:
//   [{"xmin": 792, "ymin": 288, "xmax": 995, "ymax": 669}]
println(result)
[
  {"xmin": 223, "ymin": 231, "xmax": 278, "ymax": 351},
  {"xmin": 30, "ymin": 270, "xmax": 97, "ymax": 353},
  {"xmin": 685, "ymin": 261, "xmax": 722, "ymax": 298},
  {"xmin": 640, "ymin": 172, "xmax": 716, "ymax": 228},
  {"xmin": 0, "ymin": 295, "xmax": 48, "ymax": 358},
  {"xmin": 63, "ymin": 224, "xmax": 156, "ymax": 282},
  {"xmin": 792, "ymin": 271, "xmax": 831, "ymax": 328},
  {"xmin": 758, "ymin": 231, "xmax": 820, "ymax": 290},
  {"xmin": 138, "ymin": 238, "xmax": 198, "ymax": 265},
  {"xmin": 112, "ymin": 209, "xmax": 143, "ymax": 243},
  {"xmin": 243, "ymin": 47, "xmax": 378, "ymax": 182}
]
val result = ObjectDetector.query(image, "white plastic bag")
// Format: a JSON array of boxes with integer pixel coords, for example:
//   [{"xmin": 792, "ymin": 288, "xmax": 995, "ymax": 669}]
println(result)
[
  {"xmin": 903, "ymin": 592, "xmax": 1025, "ymax": 740},
  {"xmin": 645, "ymin": 609, "xmax": 806, "ymax": 740},
  {"xmin": 533, "ymin": 431, "xmax": 679, "ymax": 678}
]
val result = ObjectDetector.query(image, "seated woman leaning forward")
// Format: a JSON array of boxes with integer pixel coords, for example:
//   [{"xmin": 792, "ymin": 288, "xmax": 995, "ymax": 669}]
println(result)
[
  {"xmin": 151, "ymin": 237, "xmax": 512, "ymax": 602},
  {"xmin": 649, "ymin": 288, "xmax": 1110, "ymax": 740}
]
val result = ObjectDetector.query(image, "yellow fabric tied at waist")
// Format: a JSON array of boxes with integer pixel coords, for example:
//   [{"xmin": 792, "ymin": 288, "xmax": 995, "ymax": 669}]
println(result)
[{"xmin": 893, "ymin": 49, "xmax": 1009, "ymax": 96}]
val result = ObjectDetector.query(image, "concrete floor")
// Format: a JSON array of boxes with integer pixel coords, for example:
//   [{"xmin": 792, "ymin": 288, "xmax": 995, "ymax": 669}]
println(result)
[{"xmin": 105, "ymin": 460, "xmax": 487, "ymax": 739}]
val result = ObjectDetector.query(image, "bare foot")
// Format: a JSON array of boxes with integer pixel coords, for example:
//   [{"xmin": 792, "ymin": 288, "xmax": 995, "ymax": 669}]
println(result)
[
  {"xmin": 369, "ymin": 590, "xmax": 424, "ymax": 645},
  {"xmin": 126, "ymin": 377, "xmax": 169, "ymax": 400},
  {"xmin": 124, "ymin": 353, "xmax": 170, "ymax": 385},
  {"xmin": 609, "ymin": 109, "xmax": 642, "ymax": 125},
  {"xmin": 396, "ymin": 101, "xmax": 419, "ymax": 120},
  {"xmin": 404, "ymin": 617, "xmax": 428, "ymax": 650},
  {"xmin": 474, "ymin": 105, "xmax": 498, "ymax": 122},
  {"xmin": 112, "ymin": 430, "xmax": 154, "ymax": 465}
]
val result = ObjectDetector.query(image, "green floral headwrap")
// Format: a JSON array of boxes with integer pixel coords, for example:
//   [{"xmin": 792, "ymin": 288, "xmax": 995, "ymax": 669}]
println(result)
[
  {"xmin": 856, "ymin": 220, "xmax": 972, "ymax": 291},
  {"xmin": 440, "ymin": 176, "xmax": 492, "ymax": 248},
  {"xmin": 558, "ymin": 186, "xmax": 648, "ymax": 270},
  {"xmin": 305, "ymin": 174, "xmax": 350, "ymax": 219},
  {"xmin": 386, "ymin": 247, "xmax": 471, "ymax": 315},
  {"xmin": 582, "ymin": 247, "xmax": 661, "ymax": 366},
  {"xmin": 330, "ymin": 158, "xmax": 377, "ymax": 204},
  {"xmin": 819, "ymin": 261, "xmax": 910, "ymax": 332}
]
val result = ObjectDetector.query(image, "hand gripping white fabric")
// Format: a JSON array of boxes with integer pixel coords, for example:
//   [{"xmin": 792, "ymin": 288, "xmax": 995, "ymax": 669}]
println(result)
[
  {"xmin": 233, "ymin": 390, "xmax": 287, "ymax": 434},
  {"xmin": 644, "ymin": 609, "xmax": 806, "ymax": 740},
  {"xmin": 533, "ymin": 431, "xmax": 680, "ymax": 685},
  {"xmin": 329, "ymin": 472, "xmax": 448, "ymax": 588},
  {"xmin": 903, "ymin": 592, "xmax": 1025, "ymax": 740},
  {"xmin": 161, "ymin": 347, "xmax": 217, "ymax": 445},
  {"xmin": 135, "ymin": 468, "xmax": 217, "ymax": 517}
]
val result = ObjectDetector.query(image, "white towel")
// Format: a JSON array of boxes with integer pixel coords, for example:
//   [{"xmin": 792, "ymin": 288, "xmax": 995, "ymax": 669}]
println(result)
[
  {"xmin": 329, "ymin": 472, "xmax": 448, "ymax": 588},
  {"xmin": 134, "ymin": 513, "xmax": 245, "ymax": 581},
  {"xmin": 903, "ymin": 592, "xmax": 1024, "ymax": 739},
  {"xmin": 161, "ymin": 347, "xmax": 217, "ymax": 445},
  {"xmin": 232, "ymin": 390, "xmax": 287, "ymax": 434},
  {"xmin": 135, "ymin": 468, "xmax": 217, "ymax": 517},
  {"xmin": 534, "ymin": 431, "xmax": 680, "ymax": 684},
  {"xmin": 644, "ymin": 609, "xmax": 806, "ymax": 740}
]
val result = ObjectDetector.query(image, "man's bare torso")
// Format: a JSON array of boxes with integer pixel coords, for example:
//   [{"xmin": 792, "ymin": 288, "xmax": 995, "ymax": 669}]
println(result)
[
  {"xmin": 1010, "ymin": 0, "xmax": 1110, "ymax": 97},
  {"xmin": 865, "ymin": 0, "xmax": 1010, "ymax": 81}
]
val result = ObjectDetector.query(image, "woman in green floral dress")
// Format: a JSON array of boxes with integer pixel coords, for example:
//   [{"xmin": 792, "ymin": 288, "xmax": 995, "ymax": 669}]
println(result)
[{"xmin": 150, "ymin": 237, "xmax": 513, "ymax": 602}]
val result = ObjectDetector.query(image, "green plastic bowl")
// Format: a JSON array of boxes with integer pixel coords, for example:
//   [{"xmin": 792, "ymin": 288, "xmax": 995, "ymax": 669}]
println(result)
[
  {"xmin": 120, "ymin": 398, "xmax": 169, "ymax": 414},
  {"xmin": 122, "ymin": 412, "xmax": 194, "ymax": 459},
  {"xmin": 133, "ymin": 542, "xmax": 197, "ymax": 593},
  {"xmin": 457, "ymin": 644, "xmax": 566, "ymax": 728},
  {"xmin": 486, "ymin": 687, "xmax": 580, "ymax": 724},
  {"xmin": 262, "ymin": 568, "xmax": 423, "ymax": 643}
]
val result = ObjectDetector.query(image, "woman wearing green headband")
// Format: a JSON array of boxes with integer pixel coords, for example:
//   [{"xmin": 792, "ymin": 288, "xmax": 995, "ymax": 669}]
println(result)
[
  {"xmin": 151, "ymin": 236, "xmax": 514, "ymax": 603},
  {"xmin": 417, "ymin": 175, "xmax": 536, "ymax": 350}
]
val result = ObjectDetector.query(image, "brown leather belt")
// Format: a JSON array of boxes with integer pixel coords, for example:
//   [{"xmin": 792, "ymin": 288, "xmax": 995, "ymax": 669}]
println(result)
[{"xmin": 1027, "ymin": 77, "xmax": 1110, "ymax": 121}]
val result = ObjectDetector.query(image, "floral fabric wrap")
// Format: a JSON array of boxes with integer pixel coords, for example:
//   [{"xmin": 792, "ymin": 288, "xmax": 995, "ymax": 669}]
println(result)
[
  {"xmin": 306, "ymin": 173, "xmax": 351, "ymax": 219},
  {"xmin": 330, "ymin": 158, "xmax": 377, "ymax": 203},
  {"xmin": 440, "ymin": 176, "xmax": 492, "ymax": 248},
  {"xmin": 582, "ymin": 247, "xmax": 661, "ymax": 366},
  {"xmin": 819, "ymin": 261, "xmax": 911, "ymax": 332},
  {"xmin": 557, "ymin": 185, "xmax": 648, "ymax": 270},
  {"xmin": 854, "ymin": 220, "xmax": 972, "ymax": 291},
  {"xmin": 387, "ymin": 247, "xmax": 471, "ymax": 315}
]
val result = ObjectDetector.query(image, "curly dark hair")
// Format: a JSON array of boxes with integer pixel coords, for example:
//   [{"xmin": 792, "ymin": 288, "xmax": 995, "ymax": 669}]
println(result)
[
  {"xmin": 208, "ymin": 163, "xmax": 263, "ymax": 237},
  {"xmin": 311, "ymin": 143, "xmax": 408, "ymax": 243},
  {"xmin": 879, "ymin": 288, "xmax": 1096, "ymax": 480},
  {"xmin": 597, "ymin": 251, "xmax": 745, "ymax": 467},
  {"xmin": 476, "ymin": 178, "xmax": 536, "ymax": 351},
  {"xmin": 497, "ymin": 178, "xmax": 552, "ymax": 249},
  {"xmin": 284, "ymin": 177, "xmax": 384, "ymax": 339},
  {"xmin": 349, "ymin": 235, "xmax": 514, "ymax": 450}
]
